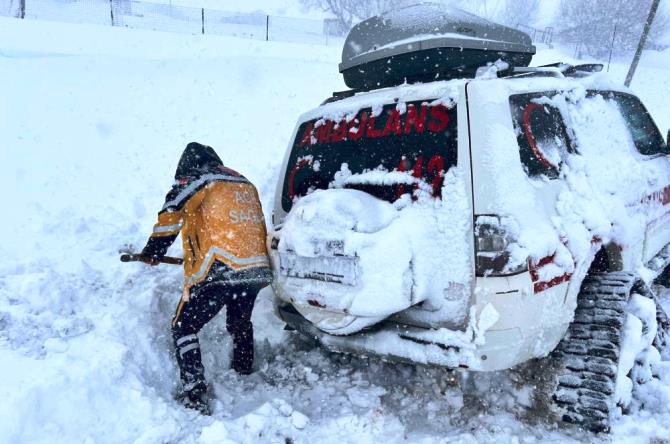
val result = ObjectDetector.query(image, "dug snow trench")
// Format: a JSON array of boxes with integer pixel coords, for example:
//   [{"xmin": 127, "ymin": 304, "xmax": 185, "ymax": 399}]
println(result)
[{"xmin": 2, "ymin": 18, "xmax": 670, "ymax": 444}]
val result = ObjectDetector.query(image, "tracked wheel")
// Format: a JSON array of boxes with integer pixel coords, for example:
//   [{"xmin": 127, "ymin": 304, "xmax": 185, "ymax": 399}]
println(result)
[{"xmin": 550, "ymin": 272, "xmax": 662, "ymax": 433}]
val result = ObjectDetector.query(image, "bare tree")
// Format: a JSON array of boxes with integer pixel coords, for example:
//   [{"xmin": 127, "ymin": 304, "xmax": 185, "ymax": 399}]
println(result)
[
  {"xmin": 560, "ymin": 0, "xmax": 669, "ymax": 56},
  {"xmin": 8, "ymin": 0, "xmax": 26, "ymax": 18},
  {"xmin": 497, "ymin": 0, "xmax": 541, "ymax": 27},
  {"xmin": 302, "ymin": 0, "xmax": 543, "ymax": 36},
  {"xmin": 441, "ymin": 0, "xmax": 489, "ymax": 19},
  {"xmin": 301, "ymin": 0, "xmax": 420, "ymax": 33},
  {"xmin": 439, "ymin": 0, "xmax": 540, "ymax": 26}
]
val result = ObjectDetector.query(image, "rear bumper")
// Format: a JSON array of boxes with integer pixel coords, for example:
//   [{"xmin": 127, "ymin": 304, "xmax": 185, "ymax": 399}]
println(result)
[{"xmin": 275, "ymin": 300, "xmax": 565, "ymax": 371}]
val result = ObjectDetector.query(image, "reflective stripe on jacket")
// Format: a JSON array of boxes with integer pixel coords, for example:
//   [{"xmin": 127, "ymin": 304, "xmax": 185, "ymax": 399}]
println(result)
[{"xmin": 144, "ymin": 172, "xmax": 270, "ymax": 291}]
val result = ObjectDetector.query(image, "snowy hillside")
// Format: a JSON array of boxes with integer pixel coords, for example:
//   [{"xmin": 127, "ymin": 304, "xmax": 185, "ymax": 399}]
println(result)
[{"xmin": 2, "ymin": 17, "xmax": 670, "ymax": 444}]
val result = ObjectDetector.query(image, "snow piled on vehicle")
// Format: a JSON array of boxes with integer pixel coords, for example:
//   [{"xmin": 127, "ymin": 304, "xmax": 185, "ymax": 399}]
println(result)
[
  {"xmin": 475, "ymin": 75, "xmax": 670, "ymax": 298},
  {"xmin": 277, "ymin": 166, "xmax": 473, "ymax": 334}
]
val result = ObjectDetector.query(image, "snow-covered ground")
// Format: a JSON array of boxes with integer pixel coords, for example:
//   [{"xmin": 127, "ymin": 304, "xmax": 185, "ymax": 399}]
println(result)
[{"xmin": 2, "ymin": 17, "xmax": 670, "ymax": 444}]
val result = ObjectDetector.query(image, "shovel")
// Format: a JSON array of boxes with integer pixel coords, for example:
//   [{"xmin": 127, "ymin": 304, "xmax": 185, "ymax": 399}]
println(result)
[{"xmin": 119, "ymin": 253, "xmax": 183, "ymax": 265}]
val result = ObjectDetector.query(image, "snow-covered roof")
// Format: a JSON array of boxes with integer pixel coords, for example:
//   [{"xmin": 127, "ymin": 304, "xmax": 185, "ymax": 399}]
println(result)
[
  {"xmin": 298, "ymin": 71, "xmax": 629, "ymax": 125},
  {"xmin": 302, "ymin": 79, "xmax": 465, "ymax": 123}
]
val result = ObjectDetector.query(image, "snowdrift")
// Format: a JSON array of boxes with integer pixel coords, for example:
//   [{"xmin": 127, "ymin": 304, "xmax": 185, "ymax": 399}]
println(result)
[{"xmin": 3, "ymin": 15, "xmax": 670, "ymax": 444}]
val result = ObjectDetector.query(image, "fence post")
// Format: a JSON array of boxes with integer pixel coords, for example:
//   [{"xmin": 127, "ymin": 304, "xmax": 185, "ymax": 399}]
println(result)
[
  {"xmin": 201, "ymin": 8, "xmax": 204, "ymax": 34},
  {"xmin": 607, "ymin": 24, "xmax": 617, "ymax": 72},
  {"xmin": 266, "ymin": 15, "xmax": 269, "ymax": 41},
  {"xmin": 109, "ymin": 0, "xmax": 114, "ymax": 26},
  {"xmin": 545, "ymin": 27, "xmax": 554, "ymax": 45}
]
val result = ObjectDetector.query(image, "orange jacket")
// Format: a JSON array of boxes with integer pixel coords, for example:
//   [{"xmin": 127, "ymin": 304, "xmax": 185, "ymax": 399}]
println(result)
[{"xmin": 143, "ymin": 170, "xmax": 271, "ymax": 292}]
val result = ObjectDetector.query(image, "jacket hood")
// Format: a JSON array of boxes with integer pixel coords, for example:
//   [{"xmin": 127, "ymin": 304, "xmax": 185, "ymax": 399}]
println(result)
[{"xmin": 175, "ymin": 142, "xmax": 223, "ymax": 180}]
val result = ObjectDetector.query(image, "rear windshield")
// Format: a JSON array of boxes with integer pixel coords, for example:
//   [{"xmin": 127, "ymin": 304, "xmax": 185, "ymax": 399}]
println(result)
[{"xmin": 281, "ymin": 100, "xmax": 458, "ymax": 212}]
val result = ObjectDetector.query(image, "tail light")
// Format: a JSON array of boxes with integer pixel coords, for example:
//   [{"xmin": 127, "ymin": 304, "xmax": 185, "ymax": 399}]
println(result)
[{"xmin": 475, "ymin": 215, "xmax": 527, "ymax": 277}]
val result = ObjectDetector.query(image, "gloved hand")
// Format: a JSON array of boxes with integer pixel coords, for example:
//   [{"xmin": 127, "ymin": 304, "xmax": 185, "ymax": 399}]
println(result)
[{"xmin": 139, "ymin": 255, "xmax": 160, "ymax": 266}]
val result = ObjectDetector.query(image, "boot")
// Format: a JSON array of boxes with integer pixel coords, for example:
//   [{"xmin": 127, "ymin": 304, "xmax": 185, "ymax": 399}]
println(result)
[
  {"xmin": 177, "ymin": 381, "xmax": 210, "ymax": 415},
  {"xmin": 173, "ymin": 332, "xmax": 211, "ymax": 414}
]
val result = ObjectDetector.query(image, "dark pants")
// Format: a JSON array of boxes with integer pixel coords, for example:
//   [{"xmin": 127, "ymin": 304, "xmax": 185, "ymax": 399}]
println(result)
[{"xmin": 171, "ymin": 281, "xmax": 260, "ymax": 390}]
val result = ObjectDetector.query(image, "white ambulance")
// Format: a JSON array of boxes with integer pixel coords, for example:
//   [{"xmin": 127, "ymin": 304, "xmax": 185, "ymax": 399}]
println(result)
[{"xmin": 268, "ymin": 3, "xmax": 670, "ymax": 433}]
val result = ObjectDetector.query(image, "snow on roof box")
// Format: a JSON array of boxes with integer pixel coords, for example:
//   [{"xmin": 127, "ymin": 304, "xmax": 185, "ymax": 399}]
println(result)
[{"xmin": 340, "ymin": 3, "xmax": 536, "ymax": 90}]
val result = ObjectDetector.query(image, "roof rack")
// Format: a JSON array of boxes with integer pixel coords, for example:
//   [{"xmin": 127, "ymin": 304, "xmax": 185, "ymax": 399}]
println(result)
[
  {"xmin": 322, "ymin": 62, "xmax": 605, "ymax": 105},
  {"xmin": 560, "ymin": 63, "xmax": 604, "ymax": 76},
  {"xmin": 500, "ymin": 63, "xmax": 604, "ymax": 78},
  {"xmin": 321, "ymin": 89, "xmax": 358, "ymax": 105}
]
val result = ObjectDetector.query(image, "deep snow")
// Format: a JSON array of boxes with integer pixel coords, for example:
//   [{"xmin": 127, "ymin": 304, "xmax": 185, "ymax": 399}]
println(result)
[{"xmin": 2, "ymin": 16, "xmax": 670, "ymax": 444}]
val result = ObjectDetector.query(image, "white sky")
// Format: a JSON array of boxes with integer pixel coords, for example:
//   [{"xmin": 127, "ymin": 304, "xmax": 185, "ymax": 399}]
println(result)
[
  {"xmin": 150, "ymin": 0, "xmax": 324, "ymax": 18},
  {"xmin": 150, "ymin": 0, "xmax": 563, "ymax": 25}
]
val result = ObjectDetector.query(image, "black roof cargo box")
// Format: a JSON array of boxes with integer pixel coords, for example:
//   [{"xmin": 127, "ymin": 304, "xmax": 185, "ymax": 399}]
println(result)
[{"xmin": 339, "ymin": 3, "xmax": 536, "ymax": 90}]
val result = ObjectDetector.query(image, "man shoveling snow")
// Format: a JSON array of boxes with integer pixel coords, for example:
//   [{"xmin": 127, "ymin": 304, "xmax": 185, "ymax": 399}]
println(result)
[{"xmin": 137, "ymin": 142, "xmax": 272, "ymax": 414}]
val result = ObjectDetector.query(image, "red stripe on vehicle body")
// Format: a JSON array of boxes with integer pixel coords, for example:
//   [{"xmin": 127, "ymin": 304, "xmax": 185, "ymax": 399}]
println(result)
[
  {"xmin": 529, "ymin": 253, "xmax": 572, "ymax": 294},
  {"xmin": 530, "ymin": 236, "xmax": 604, "ymax": 294},
  {"xmin": 639, "ymin": 184, "xmax": 670, "ymax": 207},
  {"xmin": 533, "ymin": 273, "xmax": 571, "ymax": 293},
  {"xmin": 637, "ymin": 184, "xmax": 670, "ymax": 228}
]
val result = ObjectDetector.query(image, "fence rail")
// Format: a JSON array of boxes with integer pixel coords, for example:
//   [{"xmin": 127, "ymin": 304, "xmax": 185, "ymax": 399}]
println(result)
[
  {"xmin": 0, "ymin": 0, "xmax": 345, "ymax": 46},
  {"xmin": 516, "ymin": 23, "xmax": 554, "ymax": 45}
]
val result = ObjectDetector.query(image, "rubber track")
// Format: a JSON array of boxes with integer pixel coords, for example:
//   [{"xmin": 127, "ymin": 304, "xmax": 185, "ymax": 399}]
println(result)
[
  {"xmin": 552, "ymin": 272, "xmax": 636, "ymax": 433},
  {"xmin": 631, "ymin": 280, "xmax": 670, "ymax": 352},
  {"xmin": 655, "ymin": 300, "xmax": 670, "ymax": 351}
]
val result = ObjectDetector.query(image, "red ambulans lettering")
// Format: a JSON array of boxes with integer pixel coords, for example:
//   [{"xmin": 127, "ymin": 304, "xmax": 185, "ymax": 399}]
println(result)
[
  {"xmin": 382, "ymin": 108, "xmax": 403, "ymax": 136},
  {"xmin": 427, "ymin": 105, "xmax": 450, "ymax": 133},
  {"xmin": 299, "ymin": 104, "xmax": 452, "ymax": 146},
  {"xmin": 315, "ymin": 120, "xmax": 334, "ymax": 144},
  {"xmin": 298, "ymin": 121, "xmax": 315, "ymax": 147},
  {"xmin": 366, "ymin": 114, "xmax": 384, "ymax": 138},
  {"xmin": 348, "ymin": 112, "xmax": 368, "ymax": 140},
  {"xmin": 404, "ymin": 104, "xmax": 428, "ymax": 134},
  {"xmin": 331, "ymin": 120, "xmax": 348, "ymax": 142}
]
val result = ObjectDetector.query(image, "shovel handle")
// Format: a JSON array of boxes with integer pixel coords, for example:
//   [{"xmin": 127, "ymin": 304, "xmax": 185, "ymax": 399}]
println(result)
[{"xmin": 120, "ymin": 253, "xmax": 184, "ymax": 265}]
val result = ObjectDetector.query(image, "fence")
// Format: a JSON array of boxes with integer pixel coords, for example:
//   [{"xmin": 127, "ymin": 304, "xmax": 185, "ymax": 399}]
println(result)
[
  {"xmin": 0, "ymin": 0, "xmax": 346, "ymax": 46},
  {"xmin": 516, "ymin": 23, "xmax": 554, "ymax": 46}
]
